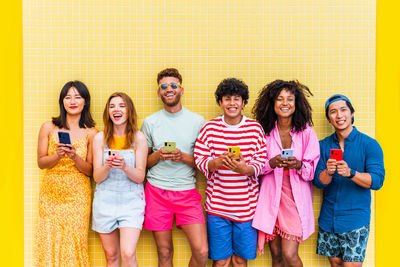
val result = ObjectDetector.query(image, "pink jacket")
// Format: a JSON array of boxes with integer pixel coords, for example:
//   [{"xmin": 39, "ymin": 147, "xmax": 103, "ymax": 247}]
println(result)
[{"xmin": 252, "ymin": 124, "xmax": 320, "ymax": 244}]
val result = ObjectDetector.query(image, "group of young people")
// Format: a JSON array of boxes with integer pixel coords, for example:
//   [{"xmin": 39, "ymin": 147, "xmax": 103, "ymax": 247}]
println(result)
[{"xmin": 35, "ymin": 68, "xmax": 385, "ymax": 267}]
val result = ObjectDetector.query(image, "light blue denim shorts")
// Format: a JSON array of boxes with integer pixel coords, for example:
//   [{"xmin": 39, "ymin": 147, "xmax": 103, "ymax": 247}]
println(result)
[{"xmin": 92, "ymin": 183, "xmax": 145, "ymax": 233}]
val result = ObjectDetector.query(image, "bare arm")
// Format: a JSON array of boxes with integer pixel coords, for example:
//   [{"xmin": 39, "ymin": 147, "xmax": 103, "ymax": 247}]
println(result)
[
  {"xmin": 221, "ymin": 154, "xmax": 255, "ymax": 176},
  {"xmin": 349, "ymin": 172, "xmax": 372, "ymax": 189},
  {"xmin": 92, "ymin": 132, "xmax": 112, "ymax": 184},
  {"xmin": 147, "ymin": 146, "xmax": 195, "ymax": 168},
  {"xmin": 63, "ymin": 128, "xmax": 98, "ymax": 176},
  {"xmin": 146, "ymin": 147, "xmax": 160, "ymax": 169},
  {"xmin": 337, "ymin": 161, "xmax": 372, "ymax": 189},
  {"xmin": 37, "ymin": 122, "xmax": 63, "ymax": 169},
  {"xmin": 170, "ymin": 149, "xmax": 196, "ymax": 167},
  {"xmin": 318, "ymin": 158, "xmax": 338, "ymax": 185},
  {"xmin": 207, "ymin": 153, "xmax": 227, "ymax": 173},
  {"xmin": 111, "ymin": 131, "xmax": 148, "ymax": 183},
  {"xmin": 77, "ymin": 128, "xmax": 98, "ymax": 176}
]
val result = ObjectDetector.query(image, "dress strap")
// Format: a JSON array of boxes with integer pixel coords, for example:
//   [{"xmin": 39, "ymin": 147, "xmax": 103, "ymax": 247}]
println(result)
[
  {"xmin": 84, "ymin": 127, "xmax": 90, "ymax": 141},
  {"xmin": 50, "ymin": 123, "xmax": 58, "ymax": 142}
]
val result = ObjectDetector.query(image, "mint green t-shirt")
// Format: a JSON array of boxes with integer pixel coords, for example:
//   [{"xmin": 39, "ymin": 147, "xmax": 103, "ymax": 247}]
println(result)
[{"xmin": 141, "ymin": 107, "xmax": 205, "ymax": 191}]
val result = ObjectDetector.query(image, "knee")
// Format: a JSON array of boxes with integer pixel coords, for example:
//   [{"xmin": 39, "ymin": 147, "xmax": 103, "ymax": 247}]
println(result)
[
  {"xmin": 282, "ymin": 249, "xmax": 300, "ymax": 265},
  {"xmin": 194, "ymin": 246, "xmax": 209, "ymax": 262},
  {"xmin": 213, "ymin": 257, "xmax": 231, "ymax": 267},
  {"xmin": 158, "ymin": 246, "xmax": 174, "ymax": 262},
  {"xmin": 269, "ymin": 245, "xmax": 283, "ymax": 263},
  {"xmin": 232, "ymin": 254, "xmax": 247, "ymax": 265},
  {"xmin": 104, "ymin": 249, "xmax": 120, "ymax": 264},
  {"xmin": 121, "ymin": 248, "xmax": 137, "ymax": 263}
]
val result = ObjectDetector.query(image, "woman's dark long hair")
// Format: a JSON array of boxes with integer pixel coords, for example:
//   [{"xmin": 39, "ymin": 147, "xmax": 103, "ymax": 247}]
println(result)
[
  {"xmin": 52, "ymin": 81, "xmax": 95, "ymax": 129},
  {"xmin": 252, "ymin": 80, "xmax": 313, "ymax": 135}
]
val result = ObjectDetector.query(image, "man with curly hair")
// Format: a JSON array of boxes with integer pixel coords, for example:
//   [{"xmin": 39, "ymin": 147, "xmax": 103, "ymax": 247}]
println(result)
[
  {"xmin": 194, "ymin": 78, "xmax": 267, "ymax": 267},
  {"xmin": 314, "ymin": 94, "xmax": 385, "ymax": 266}
]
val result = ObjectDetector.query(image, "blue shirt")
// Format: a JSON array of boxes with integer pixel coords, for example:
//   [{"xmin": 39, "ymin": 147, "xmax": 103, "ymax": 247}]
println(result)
[{"xmin": 313, "ymin": 127, "xmax": 384, "ymax": 233}]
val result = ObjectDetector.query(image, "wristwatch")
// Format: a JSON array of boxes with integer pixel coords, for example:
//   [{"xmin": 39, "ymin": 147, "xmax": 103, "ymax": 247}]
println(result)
[{"xmin": 348, "ymin": 168, "xmax": 356, "ymax": 179}]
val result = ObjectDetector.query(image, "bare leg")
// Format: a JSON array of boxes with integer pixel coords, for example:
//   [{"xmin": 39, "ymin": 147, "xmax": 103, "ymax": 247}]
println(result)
[
  {"xmin": 180, "ymin": 223, "xmax": 209, "ymax": 267},
  {"xmin": 343, "ymin": 261, "xmax": 362, "ymax": 267},
  {"xmin": 213, "ymin": 257, "xmax": 231, "ymax": 267},
  {"xmin": 232, "ymin": 254, "xmax": 247, "ymax": 267},
  {"xmin": 99, "ymin": 229, "xmax": 120, "ymax": 267},
  {"xmin": 269, "ymin": 237, "xmax": 284, "ymax": 267},
  {"xmin": 153, "ymin": 230, "xmax": 174, "ymax": 267},
  {"xmin": 119, "ymin": 227, "xmax": 141, "ymax": 267},
  {"xmin": 329, "ymin": 257, "xmax": 344, "ymax": 267},
  {"xmin": 281, "ymin": 238, "xmax": 303, "ymax": 267}
]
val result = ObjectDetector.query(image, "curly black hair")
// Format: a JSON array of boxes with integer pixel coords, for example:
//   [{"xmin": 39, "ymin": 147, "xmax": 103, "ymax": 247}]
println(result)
[
  {"xmin": 215, "ymin": 78, "xmax": 249, "ymax": 105},
  {"xmin": 252, "ymin": 79, "xmax": 313, "ymax": 135}
]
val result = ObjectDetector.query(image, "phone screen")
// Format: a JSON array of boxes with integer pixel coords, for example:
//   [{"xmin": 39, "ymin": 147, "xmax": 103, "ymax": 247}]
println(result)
[{"xmin": 58, "ymin": 131, "xmax": 71, "ymax": 145}]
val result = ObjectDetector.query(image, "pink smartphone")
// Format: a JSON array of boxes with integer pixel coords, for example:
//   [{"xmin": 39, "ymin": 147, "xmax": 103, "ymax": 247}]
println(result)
[{"xmin": 108, "ymin": 150, "xmax": 120, "ymax": 158}]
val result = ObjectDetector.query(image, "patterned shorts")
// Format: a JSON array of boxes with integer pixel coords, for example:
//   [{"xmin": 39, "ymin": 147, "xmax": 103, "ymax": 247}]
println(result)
[{"xmin": 316, "ymin": 224, "xmax": 370, "ymax": 262}]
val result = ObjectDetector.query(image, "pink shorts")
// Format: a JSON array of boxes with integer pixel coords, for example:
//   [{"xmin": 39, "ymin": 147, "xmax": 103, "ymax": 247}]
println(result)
[{"xmin": 143, "ymin": 182, "xmax": 205, "ymax": 231}]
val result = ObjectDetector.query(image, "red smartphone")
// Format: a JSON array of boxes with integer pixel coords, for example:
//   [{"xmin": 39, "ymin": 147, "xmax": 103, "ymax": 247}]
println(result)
[{"xmin": 330, "ymin": 149, "xmax": 343, "ymax": 161}]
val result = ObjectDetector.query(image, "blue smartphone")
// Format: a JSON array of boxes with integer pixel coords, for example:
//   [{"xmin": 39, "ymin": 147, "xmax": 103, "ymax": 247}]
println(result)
[
  {"xmin": 281, "ymin": 149, "xmax": 293, "ymax": 159},
  {"xmin": 58, "ymin": 131, "xmax": 71, "ymax": 145}
]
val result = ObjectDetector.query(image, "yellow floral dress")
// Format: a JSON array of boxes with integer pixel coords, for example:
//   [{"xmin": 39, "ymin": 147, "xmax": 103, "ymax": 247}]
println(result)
[{"xmin": 35, "ymin": 132, "xmax": 91, "ymax": 267}]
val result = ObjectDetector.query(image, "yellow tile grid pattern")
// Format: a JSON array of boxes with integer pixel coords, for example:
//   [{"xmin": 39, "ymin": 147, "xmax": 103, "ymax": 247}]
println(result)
[{"xmin": 23, "ymin": 0, "xmax": 376, "ymax": 266}]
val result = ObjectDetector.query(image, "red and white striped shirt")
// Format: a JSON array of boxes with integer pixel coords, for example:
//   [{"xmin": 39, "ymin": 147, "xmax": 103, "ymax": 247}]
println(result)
[{"xmin": 194, "ymin": 116, "xmax": 267, "ymax": 222}]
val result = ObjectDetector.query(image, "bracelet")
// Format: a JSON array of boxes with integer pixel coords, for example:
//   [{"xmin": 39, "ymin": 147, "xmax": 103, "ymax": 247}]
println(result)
[{"xmin": 298, "ymin": 160, "xmax": 303, "ymax": 170}]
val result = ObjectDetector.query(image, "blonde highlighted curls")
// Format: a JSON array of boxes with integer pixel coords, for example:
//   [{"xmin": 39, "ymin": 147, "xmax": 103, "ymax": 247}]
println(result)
[{"xmin": 103, "ymin": 92, "xmax": 138, "ymax": 149}]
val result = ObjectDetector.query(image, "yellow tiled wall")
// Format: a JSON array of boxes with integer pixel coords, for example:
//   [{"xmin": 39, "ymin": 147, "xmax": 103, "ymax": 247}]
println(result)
[{"xmin": 23, "ymin": 0, "xmax": 376, "ymax": 266}]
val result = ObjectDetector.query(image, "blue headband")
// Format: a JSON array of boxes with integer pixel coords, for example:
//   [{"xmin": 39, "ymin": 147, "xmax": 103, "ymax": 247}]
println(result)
[{"xmin": 325, "ymin": 94, "xmax": 352, "ymax": 112}]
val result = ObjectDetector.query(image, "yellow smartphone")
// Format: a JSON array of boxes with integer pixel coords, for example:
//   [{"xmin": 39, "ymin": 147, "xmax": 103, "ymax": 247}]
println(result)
[
  {"xmin": 164, "ymin": 141, "xmax": 176, "ymax": 152},
  {"xmin": 228, "ymin": 146, "xmax": 240, "ymax": 158}
]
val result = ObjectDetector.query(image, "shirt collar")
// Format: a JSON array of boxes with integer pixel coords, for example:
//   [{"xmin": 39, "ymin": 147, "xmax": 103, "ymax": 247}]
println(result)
[{"xmin": 333, "ymin": 126, "xmax": 358, "ymax": 142}]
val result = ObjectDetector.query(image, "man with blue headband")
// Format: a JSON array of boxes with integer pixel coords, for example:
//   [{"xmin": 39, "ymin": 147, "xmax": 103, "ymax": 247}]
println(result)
[{"xmin": 313, "ymin": 94, "xmax": 385, "ymax": 266}]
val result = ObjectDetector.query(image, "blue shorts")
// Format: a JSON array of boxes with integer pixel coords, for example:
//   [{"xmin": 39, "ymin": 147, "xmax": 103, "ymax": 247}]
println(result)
[
  {"xmin": 316, "ymin": 224, "xmax": 370, "ymax": 262},
  {"xmin": 207, "ymin": 214, "xmax": 257, "ymax": 260}
]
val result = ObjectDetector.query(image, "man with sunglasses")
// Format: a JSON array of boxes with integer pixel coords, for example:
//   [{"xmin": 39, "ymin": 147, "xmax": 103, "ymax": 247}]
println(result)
[
  {"xmin": 313, "ymin": 94, "xmax": 385, "ymax": 266},
  {"xmin": 141, "ymin": 68, "xmax": 208, "ymax": 267}
]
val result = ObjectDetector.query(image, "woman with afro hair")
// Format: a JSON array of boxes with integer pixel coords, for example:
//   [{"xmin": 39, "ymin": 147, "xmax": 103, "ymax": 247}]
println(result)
[{"xmin": 252, "ymin": 80, "xmax": 320, "ymax": 267}]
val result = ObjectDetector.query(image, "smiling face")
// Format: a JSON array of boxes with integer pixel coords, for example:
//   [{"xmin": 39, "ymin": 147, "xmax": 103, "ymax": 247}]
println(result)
[
  {"xmin": 157, "ymin": 76, "xmax": 184, "ymax": 107},
  {"xmin": 327, "ymin": 100, "xmax": 354, "ymax": 132},
  {"xmin": 108, "ymin": 96, "xmax": 127, "ymax": 126},
  {"xmin": 219, "ymin": 94, "xmax": 245, "ymax": 125},
  {"xmin": 274, "ymin": 89, "xmax": 295, "ymax": 119},
  {"xmin": 63, "ymin": 86, "xmax": 85, "ymax": 115}
]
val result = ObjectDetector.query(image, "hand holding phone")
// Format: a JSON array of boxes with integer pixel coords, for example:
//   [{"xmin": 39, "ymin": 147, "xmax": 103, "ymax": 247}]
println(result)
[{"xmin": 106, "ymin": 150, "xmax": 120, "ymax": 168}]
